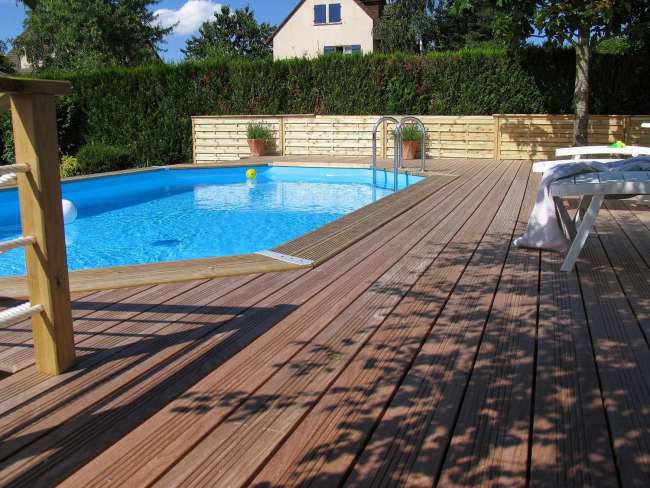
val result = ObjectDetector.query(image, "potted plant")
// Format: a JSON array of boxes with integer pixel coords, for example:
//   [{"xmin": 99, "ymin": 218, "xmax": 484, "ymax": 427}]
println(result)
[
  {"xmin": 246, "ymin": 123, "xmax": 273, "ymax": 157},
  {"xmin": 400, "ymin": 124, "xmax": 421, "ymax": 160}
]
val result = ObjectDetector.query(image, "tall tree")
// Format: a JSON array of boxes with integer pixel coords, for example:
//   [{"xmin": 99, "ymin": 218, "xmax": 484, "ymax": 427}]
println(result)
[
  {"xmin": 14, "ymin": 0, "xmax": 171, "ymax": 71},
  {"xmin": 0, "ymin": 40, "xmax": 15, "ymax": 74},
  {"xmin": 374, "ymin": 0, "xmax": 436, "ymax": 53},
  {"xmin": 183, "ymin": 6, "xmax": 275, "ymax": 60},
  {"xmin": 375, "ymin": 0, "xmax": 498, "ymax": 53},
  {"xmin": 452, "ymin": 0, "xmax": 649, "ymax": 145}
]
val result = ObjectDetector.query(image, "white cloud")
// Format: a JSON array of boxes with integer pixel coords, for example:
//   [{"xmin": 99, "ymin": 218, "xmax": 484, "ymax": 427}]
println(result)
[{"xmin": 154, "ymin": 0, "xmax": 222, "ymax": 35}]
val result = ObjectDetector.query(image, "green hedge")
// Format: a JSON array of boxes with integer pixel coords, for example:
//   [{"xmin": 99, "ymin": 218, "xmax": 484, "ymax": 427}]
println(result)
[{"xmin": 2, "ymin": 47, "xmax": 649, "ymax": 166}]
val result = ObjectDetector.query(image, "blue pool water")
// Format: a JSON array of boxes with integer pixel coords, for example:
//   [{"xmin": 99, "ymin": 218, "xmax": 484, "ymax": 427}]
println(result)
[{"xmin": 0, "ymin": 166, "xmax": 422, "ymax": 276}]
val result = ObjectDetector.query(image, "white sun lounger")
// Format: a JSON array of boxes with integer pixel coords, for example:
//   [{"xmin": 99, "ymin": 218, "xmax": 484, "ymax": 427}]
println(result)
[
  {"xmin": 550, "ymin": 171, "xmax": 650, "ymax": 271},
  {"xmin": 533, "ymin": 145, "xmax": 650, "ymax": 173}
]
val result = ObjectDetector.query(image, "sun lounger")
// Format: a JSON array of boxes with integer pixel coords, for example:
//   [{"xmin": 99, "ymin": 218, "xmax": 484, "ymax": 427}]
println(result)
[
  {"xmin": 533, "ymin": 145, "xmax": 650, "ymax": 173},
  {"xmin": 550, "ymin": 170, "xmax": 650, "ymax": 271}
]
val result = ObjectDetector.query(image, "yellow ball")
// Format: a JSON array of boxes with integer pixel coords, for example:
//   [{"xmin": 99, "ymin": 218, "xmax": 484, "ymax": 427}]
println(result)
[{"xmin": 246, "ymin": 168, "xmax": 257, "ymax": 179}]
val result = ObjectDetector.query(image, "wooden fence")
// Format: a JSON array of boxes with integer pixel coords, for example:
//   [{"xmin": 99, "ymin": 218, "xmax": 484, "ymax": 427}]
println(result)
[{"xmin": 192, "ymin": 114, "xmax": 650, "ymax": 163}]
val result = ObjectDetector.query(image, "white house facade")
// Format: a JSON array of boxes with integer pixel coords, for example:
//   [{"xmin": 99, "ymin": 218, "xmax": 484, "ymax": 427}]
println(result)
[{"xmin": 272, "ymin": 0, "xmax": 385, "ymax": 60}]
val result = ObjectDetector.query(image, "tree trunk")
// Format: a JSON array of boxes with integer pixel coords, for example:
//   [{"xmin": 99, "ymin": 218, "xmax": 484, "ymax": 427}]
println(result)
[{"xmin": 573, "ymin": 30, "xmax": 590, "ymax": 146}]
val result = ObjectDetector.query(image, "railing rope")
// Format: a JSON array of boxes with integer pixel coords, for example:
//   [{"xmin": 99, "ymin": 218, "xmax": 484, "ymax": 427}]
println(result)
[
  {"xmin": 0, "ymin": 164, "xmax": 29, "ymax": 186},
  {"xmin": 0, "ymin": 173, "xmax": 16, "ymax": 185},
  {"xmin": 0, "ymin": 236, "xmax": 36, "ymax": 254},
  {"xmin": 0, "ymin": 302, "xmax": 43, "ymax": 327},
  {"xmin": 0, "ymin": 164, "xmax": 29, "ymax": 176}
]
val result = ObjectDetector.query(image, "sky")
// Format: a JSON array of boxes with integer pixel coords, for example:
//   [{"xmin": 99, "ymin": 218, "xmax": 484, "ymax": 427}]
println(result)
[{"xmin": 0, "ymin": 0, "xmax": 297, "ymax": 61}]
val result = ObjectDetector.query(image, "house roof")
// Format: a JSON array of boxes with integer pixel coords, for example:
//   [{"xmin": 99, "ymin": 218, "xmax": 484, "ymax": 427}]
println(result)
[{"xmin": 269, "ymin": 0, "xmax": 382, "ymax": 42}]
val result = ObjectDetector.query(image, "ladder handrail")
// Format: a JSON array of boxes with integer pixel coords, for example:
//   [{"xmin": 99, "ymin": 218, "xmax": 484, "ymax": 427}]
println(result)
[
  {"xmin": 396, "ymin": 116, "xmax": 427, "ymax": 172},
  {"xmin": 372, "ymin": 116, "xmax": 400, "ymax": 191}
]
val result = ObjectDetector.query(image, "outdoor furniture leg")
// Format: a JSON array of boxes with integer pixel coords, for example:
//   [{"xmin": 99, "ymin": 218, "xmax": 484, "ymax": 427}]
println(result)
[
  {"xmin": 561, "ymin": 195, "xmax": 604, "ymax": 272},
  {"xmin": 554, "ymin": 196, "xmax": 577, "ymax": 240}
]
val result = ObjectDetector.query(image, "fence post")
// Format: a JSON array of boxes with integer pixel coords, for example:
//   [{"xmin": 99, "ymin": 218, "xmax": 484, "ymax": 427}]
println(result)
[
  {"xmin": 493, "ymin": 114, "xmax": 502, "ymax": 160},
  {"xmin": 9, "ymin": 91, "xmax": 76, "ymax": 375},
  {"xmin": 279, "ymin": 116, "xmax": 285, "ymax": 156}
]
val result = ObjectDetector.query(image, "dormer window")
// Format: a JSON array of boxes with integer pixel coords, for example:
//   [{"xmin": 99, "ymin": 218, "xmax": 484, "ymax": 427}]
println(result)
[{"xmin": 314, "ymin": 3, "xmax": 342, "ymax": 25}]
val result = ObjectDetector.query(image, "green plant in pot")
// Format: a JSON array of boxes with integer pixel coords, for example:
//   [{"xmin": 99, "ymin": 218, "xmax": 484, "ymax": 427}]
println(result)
[
  {"xmin": 399, "ymin": 124, "xmax": 422, "ymax": 160},
  {"xmin": 246, "ymin": 123, "xmax": 273, "ymax": 157}
]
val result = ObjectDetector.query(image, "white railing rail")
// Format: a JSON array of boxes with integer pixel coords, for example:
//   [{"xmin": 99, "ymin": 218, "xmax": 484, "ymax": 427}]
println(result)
[
  {"xmin": 0, "ymin": 236, "xmax": 36, "ymax": 254},
  {"xmin": 0, "ymin": 302, "xmax": 43, "ymax": 327},
  {"xmin": 0, "ymin": 164, "xmax": 29, "ymax": 185}
]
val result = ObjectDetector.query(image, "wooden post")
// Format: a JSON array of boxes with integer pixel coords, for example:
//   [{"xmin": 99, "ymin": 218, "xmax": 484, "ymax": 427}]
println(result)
[
  {"xmin": 278, "ymin": 116, "xmax": 285, "ymax": 156},
  {"xmin": 493, "ymin": 114, "xmax": 502, "ymax": 160},
  {"xmin": 10, "ymin": 93, "xmax": 76, "ymax": 375}
]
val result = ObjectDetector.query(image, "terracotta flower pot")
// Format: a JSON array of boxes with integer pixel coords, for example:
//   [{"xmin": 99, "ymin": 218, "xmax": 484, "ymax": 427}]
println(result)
[
  {"xmin": 248, "ymin": 139, "xmax": 266, "ymax": 157},
  {"xmin": 401, "ymin": 140, "xmax": 419, "ymax": 160}
]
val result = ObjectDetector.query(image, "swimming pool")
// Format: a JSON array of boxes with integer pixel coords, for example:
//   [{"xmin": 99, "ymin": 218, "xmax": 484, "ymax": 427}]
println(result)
[{"xmin": 0, "ymin": 166, "xmax": 422, "ymax": 277}]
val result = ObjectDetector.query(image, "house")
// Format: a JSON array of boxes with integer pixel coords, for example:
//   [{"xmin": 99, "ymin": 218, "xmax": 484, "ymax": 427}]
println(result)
[
  {"xmin": 4, "ymin": 50, "xmax": 34, "ymax": 74},
  {"xmin": 272, "ymin": 0, "xmax": 386, "ymax": 60}
]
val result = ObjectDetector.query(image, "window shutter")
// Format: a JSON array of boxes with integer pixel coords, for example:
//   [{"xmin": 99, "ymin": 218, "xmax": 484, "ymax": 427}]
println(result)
[
  {"xmin": 351, "ymin": 45, "xmax": 362, "ymax": 54},
  {"xmin": 329, "ymin": 4, "xmax": 342, "ymax": 23},
  {"xmin": 324, "ymin": 46, "xmax": 335, "ymax": 54},
  {"xmin": 314, "ymin": 4, "xmax": 327, "ymax": 24}
]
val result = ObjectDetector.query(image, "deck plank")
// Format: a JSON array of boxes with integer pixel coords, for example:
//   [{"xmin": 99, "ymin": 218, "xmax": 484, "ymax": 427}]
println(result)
[
  {"xmin": 578, "ymin": 236, "xmax": 650, "ymax": 486},
  {"xmin": 0, "ymin": 162, "xmax": 490, "ymax": 487},
  {"xmin": 434, "ymin": 170, "xmax": 541, "ymax": 487},
  {"xmin": 249, "ymin": 161, "xmax": 528, "ymax": 487},
  {"xmin": 530, "ymin": 250, "xmax": 617, "ymax": 486},
  {"xmin": 0, "ymin": 159, "xmax": 646, "ymax": 487},
  {"xmin": 345, "ymin": 164, "xmax": 534, "ymax": 487},
  {"xmin": 61, "ymin": 161, "xmax": 511, "ymax": 488}
]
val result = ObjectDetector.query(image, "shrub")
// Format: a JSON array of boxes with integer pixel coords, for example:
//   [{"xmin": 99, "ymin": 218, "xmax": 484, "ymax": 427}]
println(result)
[
  {"xmin": 399, "ymin": 124, "xmax": 422, "ymax": 141},
  {"xmin": 60, "ymin": 155, "xmax": 80, "ymax": 177},
  {"xmin": 75, "ymin": 143, "xmax": 132, "ymax": 175},
  {"xmin": 1, "ymin": 47, "xmax": 648, "ymax": 166},
  {"xmin": 246, "ymin": 123, "xmax": 273, "ymax": 141}
]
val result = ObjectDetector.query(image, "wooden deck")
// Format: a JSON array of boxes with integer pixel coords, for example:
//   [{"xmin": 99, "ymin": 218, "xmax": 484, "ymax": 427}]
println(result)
[{"xmin": 0, "ymin": 158, "xmax": 649, "ymax": 486}]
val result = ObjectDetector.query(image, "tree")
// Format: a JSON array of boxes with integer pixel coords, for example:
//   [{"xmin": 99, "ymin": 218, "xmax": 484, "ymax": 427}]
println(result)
[
  {"xmin": 431, "ymin": 1, "xmax": 501, "ymax": 51},
  {"xmin": 0, "ymin": 40, "xmax": 15, "ymax": 74},
  {"xmin": 183, "ymin": 6, "xmax": 275, "ymax": 60},
  {"xmin": 374, "ymin": 0, "xmax": 436, "ymax": 53},
  {"xmin": 452, "ymin": 0, "xmax": 649, "ymax": 145},
  {"xmin": 13, "ymin": 0, "xmax": 171, "ymax": 71},
  {"xmin": 374, "ymin": 0, "xmax": 498, "ymax": 53}
]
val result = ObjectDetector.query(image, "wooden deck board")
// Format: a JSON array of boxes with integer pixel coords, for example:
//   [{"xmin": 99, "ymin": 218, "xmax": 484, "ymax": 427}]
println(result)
[
  {"xmin": 0, "ymin": 159, "xmax": 648, "ymax": 487},
  {"xmin": 60, "ymin": 160, "xmax": 508, "ymax": 487}
]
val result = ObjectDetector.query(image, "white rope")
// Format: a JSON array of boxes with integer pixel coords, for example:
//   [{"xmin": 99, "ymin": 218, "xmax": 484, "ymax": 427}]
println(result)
[
  {"xmin": 0, "ymin": 236, "xmax": 35, "ymax": 254},
  {"xmin": 0, "ymin": 173, "xmax": 16, "ymax": 185},
  {"xmin": 0, "ymin": 302, "xmax": 43, "ymax": 327},
  {"xmin": 0, "ymin": 164, "xmax": 28, "ymax": 176}
]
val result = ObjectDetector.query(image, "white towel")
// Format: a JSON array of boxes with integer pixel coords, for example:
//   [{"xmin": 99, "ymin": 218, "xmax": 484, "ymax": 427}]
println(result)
[{"xmin": 514, "ymin": 157, "xmax": 650, "ymax": 252}]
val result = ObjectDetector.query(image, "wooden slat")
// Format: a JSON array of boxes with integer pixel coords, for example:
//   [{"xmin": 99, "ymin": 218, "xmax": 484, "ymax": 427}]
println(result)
[
  {"xmin": 251, "ymin": 161, "xmax": 527, "ymax": 487},
  {"xmin": 0, "ymin": 252, "xmax": 310, "ymax": 299},
  {"xmin": 1, "ymin": 158, "xmax": 649, "ymax": 486},
  {"xmin": 577, "ymin": 236, "xmax": 650, "ymax": 487},
  {"xmin": 346, "ymin": 164, "xmax": 534, "ymax": 486},
  {"xmin": 136, "ymin": 162, "xmax": 519, "ymax": 487},
  {"xmin": 530, "ymin": 250, "xmax": 617, "ymax": 485},
  {"xmin": 57, "ymin": 161, "xmax": 507, "ymax": 487},
  {"xmin": 435, "ymin": 170, "xmax": 541, "ymax": 487}
]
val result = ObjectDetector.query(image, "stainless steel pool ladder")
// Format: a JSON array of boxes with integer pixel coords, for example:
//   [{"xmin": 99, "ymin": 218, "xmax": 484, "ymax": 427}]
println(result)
[{"xmin": 372, "ymin": 116, "xmax": 427, "ymax": 192}]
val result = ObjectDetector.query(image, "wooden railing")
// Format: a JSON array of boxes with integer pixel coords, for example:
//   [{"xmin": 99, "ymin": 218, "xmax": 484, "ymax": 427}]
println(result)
[{"xmin": 0, "ymin": 76, "xmax": 75, "ymax": 375}]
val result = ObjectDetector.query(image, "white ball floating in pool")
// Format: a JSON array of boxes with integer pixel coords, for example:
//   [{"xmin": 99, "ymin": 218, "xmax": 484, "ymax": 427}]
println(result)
[{"xmin": 61, "ymin": 199, "xmax": 77, "ymax": 224}]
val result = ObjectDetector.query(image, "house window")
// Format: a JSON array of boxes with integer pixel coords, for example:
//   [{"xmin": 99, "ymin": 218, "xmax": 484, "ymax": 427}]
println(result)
[
  {"xmin": 329, "ymin": 4, "xmax": 342, "ymax": 23},
  {"xmin": 324, "ymin": 45, "xmax": 362, "ymax": 55},
  {"xmin": 314, "ymin": 4, "xmax": 327, "ymax": 24}
]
